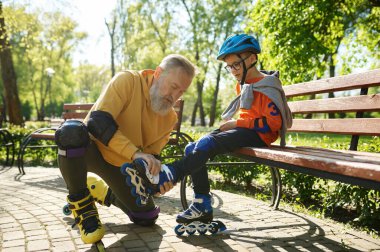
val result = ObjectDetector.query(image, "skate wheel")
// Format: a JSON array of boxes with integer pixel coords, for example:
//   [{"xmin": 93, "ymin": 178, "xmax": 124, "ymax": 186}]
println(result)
[
  {"xmin": 186, "ymin": 224, "xmax": 196, "ymax": 235},
  {"xmin": 95, "ymin": 240, "xmax": 105, "ymax": 252},
  {"xmin": 197, "ymin": 224, "xmax": 207, "ymax": 235},
  {"xmin": 174, "ymin": 224, "xmax": 185, "ymax": 236},
  {"xmin": 62, "ymin": 204, "xmax": 71, "ymax": 216},
  {"xmin": 209, "ymin": 223, "xmax": 219, "ymax": 234}
]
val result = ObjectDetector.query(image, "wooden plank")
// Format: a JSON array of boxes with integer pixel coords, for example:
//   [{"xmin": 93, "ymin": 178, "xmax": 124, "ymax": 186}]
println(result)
[
  {"xmin": 283, "ymin": 69, "xmax": 380, "ymax": 97},
  {"xmin": 63, "ymin": 103, "xmax": 94, "ymax": 110},
  {"xmin": 289, "ymin": 94, "xmax": 380, "ymax": 114},
  {"xmin": 269, "ymin": 145, "xmax": 380, "ymax": 166},
  {"xmin": 62, "ymin": 112, "xmax": 88, "ymax": 120},
  {"xmin": 30, "ymin": 133, "xmax": 55, "ymax": 140},
  {"xmin": 288, "ymin": 118, "xmax": 380, "ymax": 135},
  {"xmin": 235, "ymin": 147, "xmax": 380, "ymax": 182}
]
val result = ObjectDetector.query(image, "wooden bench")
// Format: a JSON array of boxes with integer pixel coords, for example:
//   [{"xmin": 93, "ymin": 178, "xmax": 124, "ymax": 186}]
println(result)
[
  {"xmin": 180, "ymin": 69, "xmax": 380, "ymax": 210},
  {"xmin": 17, "ymin": 100, "xmax": 190, "ymax": 174}
]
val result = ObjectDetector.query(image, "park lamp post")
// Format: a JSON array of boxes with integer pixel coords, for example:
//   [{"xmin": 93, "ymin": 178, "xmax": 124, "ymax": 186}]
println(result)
[{"xmin": 45, "ymin": 67, "xmax": 55, "ymax": 117}]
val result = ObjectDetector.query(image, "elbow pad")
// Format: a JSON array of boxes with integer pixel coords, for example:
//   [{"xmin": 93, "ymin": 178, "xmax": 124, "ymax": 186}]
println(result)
[{"xmin": 87, "ymin": 110, "xmax": 118, "ymax": 146}]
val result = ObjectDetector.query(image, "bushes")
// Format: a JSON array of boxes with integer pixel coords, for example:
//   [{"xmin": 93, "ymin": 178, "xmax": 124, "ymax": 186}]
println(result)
[{"xmin": 0, "ymin": 122, "xmax": 58, "ymax": 167}]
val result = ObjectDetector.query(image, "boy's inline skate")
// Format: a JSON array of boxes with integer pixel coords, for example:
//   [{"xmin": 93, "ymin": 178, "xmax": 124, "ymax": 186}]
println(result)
[
  {"xmin": 175, "ymin": 193, "xmax": 226, "ymax": 236},
  {"xmin": 120, "ymin": 158, "xmax": 176, "ymax": 206}
]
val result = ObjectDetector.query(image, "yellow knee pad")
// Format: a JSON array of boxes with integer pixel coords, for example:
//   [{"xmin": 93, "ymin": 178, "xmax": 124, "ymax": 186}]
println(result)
[{"xmin": 87, "ymin": 174, "xmax": 111, "ymax": 206}]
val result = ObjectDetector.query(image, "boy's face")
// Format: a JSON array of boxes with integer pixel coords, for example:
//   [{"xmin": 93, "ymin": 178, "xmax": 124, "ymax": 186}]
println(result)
[{"xmin": 224, "ymin": 53, "xmax": 256, "ymax": 81}]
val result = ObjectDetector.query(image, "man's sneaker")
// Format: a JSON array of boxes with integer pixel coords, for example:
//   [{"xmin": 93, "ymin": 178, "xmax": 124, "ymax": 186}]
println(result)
[{"xmin": 176, "ymin": 193, "xmax": 213, "ymax": 224}]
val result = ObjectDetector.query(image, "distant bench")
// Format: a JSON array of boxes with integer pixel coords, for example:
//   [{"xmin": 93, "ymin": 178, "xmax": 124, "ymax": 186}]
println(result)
[
  {"xmin": 180, "ymin": 69, "xmax": 380, "ymax": 210},
  {"xmin": 0, "ymin": 105, "xmax": 15, "ymax": 167},
  {"xmin": 17, "ymin": 100, "xmax": 190, "ymax": 174}
]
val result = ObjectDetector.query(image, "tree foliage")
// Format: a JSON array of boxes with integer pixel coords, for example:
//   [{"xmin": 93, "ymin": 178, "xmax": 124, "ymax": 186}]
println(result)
[
  {"xmin": 247, "ymin": 0, "xmax": 379, "ymax": 84},
  {"xmin": 3, "ymin": 4, "xmax": 86, "ymax": 120}
]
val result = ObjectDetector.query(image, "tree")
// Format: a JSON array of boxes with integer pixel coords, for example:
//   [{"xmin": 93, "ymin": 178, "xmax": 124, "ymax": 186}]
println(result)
[
  {"xmin": 207, "ymin": 0, "xmax": 247, "ymax": 126},
  {"xmin": 247, "ymin": 0, "xmax": 379, "ymax": 84},
  {"xmin": 4, "ymin": 4, "xmax": 86, "ymax": 120},
  {"xmin": 0, "ymin": 1, "xmax": 23, "ymax": 125}
]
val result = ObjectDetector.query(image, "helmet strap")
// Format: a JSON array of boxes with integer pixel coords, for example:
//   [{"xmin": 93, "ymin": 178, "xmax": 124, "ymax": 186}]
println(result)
[{"xmin": 238, "ymin": 54, "xmax": 258, "ymax": 87}]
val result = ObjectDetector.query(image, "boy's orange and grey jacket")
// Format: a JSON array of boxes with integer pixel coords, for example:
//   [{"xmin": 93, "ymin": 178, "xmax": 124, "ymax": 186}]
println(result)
[
  {"xmin": 221, "ymin": 73, "xmax": 292, "ymax": 147},
  {"xmin": 84, "ymin": 70, "xmax": 177, "ymax": 167}
]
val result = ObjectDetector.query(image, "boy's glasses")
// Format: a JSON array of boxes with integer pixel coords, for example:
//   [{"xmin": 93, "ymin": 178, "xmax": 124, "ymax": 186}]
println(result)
[{"xmin": 224, "ymin": 54, "xmax": 251, "ymax": 72}]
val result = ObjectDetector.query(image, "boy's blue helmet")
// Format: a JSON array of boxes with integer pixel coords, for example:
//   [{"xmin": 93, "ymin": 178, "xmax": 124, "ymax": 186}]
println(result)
[{"xmin": 217, "ymin": 34, "xmax": 261, "ymax": 60}]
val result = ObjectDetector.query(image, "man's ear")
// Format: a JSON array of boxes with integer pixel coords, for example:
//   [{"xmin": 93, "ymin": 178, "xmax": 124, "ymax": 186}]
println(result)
[{"xmin": 154, "ymin": 66, "xmax": 162, "ymax": 79}]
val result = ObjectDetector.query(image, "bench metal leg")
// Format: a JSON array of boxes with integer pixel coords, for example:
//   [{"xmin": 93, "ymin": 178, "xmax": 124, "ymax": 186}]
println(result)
[
  {"xmin": 180, "ymin": 175, "xmax": 191, "ymax": 210},
  {"xmin": 269, "ymin": 167, "xmax": 282, "ymax": 210}
]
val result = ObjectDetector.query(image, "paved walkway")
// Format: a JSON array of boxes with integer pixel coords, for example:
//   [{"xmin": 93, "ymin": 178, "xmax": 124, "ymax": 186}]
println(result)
[{"xmin": 0, "ymin": 166, "xmax": 379, "ymax": 252}]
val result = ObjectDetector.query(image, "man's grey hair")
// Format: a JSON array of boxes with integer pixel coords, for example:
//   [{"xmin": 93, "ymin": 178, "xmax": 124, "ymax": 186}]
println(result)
[{"xmin": 159, "ymin": 54, "xmax": 197, "ymax": 78}]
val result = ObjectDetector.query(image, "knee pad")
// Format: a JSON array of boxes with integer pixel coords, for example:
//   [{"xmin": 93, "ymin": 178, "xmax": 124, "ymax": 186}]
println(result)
[
  {"xmin": 127, "ymin": 206, "xmax": 160, "ymax": 226},
  {"xmin": 184, "ymin": 142, "xmax": 196, "ymax": 156},
  {"xmin": 194, "ymin": 135, "xmax": 216, "ymax": 152},
  {"xmin": 55, "ymin": 120, "xmax": 89, "ymax": 157},
  {"xmin": 87, "ymin": 174, "xmax": 112, "ymax": 207}
]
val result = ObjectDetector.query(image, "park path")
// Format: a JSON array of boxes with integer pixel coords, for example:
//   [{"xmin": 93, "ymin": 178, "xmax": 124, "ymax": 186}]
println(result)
[{"xmin": 0, "ymin": 166, "xmax": 379, "ymax": 251}]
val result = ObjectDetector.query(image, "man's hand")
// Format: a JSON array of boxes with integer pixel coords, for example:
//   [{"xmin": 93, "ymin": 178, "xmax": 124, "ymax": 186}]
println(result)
[
  {"xmin": 219, "ymin": 119, "xmax": 237, "ymax": 131},
  {"xmin": 158, "ymin": 181, "xmax": 174, "ymax": 195},
  {"xmin": 132, "ymin": 152, "xmax": 161, "ymax": 176}
]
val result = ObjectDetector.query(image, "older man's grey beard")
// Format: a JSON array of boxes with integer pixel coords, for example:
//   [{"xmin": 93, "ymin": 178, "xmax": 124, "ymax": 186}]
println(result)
[{"xmin": 150, "ymin": 85, "xmax": 174, "ymax": 116}]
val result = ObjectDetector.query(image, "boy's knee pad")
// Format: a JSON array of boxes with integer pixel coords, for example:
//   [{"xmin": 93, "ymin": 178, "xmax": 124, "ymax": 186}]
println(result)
[
  {"xmin": 194, "ymin": 135, "xmax": 216, "ymax": 152},
  {"xmin": 127, "ymin": 206, "xmax": 160, "ymax": 226},
  {"xmin": 55, "ymin": 120, "xmax": 89, "ymax": 157},
  {"xmin": 184, "ymin": 142, "xmax": 196, "ymax": 156}
]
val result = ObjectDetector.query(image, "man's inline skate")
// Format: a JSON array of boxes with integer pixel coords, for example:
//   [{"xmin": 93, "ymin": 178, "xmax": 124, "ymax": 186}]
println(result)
[
  {"xmin": 175, "ymin": 193, "xmax": 226, "ymax": 236},
  {"xmin": 66, "ymin": 189, "xmax": 106, "ymax": 251},
  {"xmin": 120, "ymin": 158, "xmax": 176, "ymax": 206}
]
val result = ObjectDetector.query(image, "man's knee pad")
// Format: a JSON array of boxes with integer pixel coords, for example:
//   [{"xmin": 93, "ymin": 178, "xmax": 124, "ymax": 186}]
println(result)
[
  {"xmin": 87, "ymin": 174, "xmax": 112, "ymax": 207},
  {"xmin": 55, "ymin": 120, "xmax": 89, "ymax": 157},
  {"xmin": 184, "ymin": 142, "xmax": 196, "ymax": 156},
  {"xmin": 127, "ymin": 206, "xmax": 160, "ymax": 226},
  {"xmin": 194, "ymin": 135, "xmax": 216, "ymax": 152}
]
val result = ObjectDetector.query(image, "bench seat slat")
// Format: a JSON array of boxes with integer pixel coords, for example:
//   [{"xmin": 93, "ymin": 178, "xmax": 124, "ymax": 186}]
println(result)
[
  {"xmin": 289, "ymin": 118, "xmax": 380, "ymax": 135},
  {"xmin": 289, "ymin": 94, "xmax": 380, "ymax": 114},
  {"xmin": 283, "ymin": 69, "xmax": 380, "ymax": 97},
  {"xmin": 30, "ymin": 133, "xmax": 55, "ymax": 140},
  {"xmin": 275, "ymin": 145, "xmax": 380, "ymax": 165},
  {"xmin": 236, "ymin": 146, "xmax": 380, "ymax": 183}
]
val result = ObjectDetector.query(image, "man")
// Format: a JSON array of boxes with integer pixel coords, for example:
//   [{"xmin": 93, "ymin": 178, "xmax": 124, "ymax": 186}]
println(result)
[
  {"xmin": 123, "ymin": 34, "xmax": 292, "ymax": 235},
  {"xmin": 55, "ymin": 54, "xmax": 196, "ymax": 244}
]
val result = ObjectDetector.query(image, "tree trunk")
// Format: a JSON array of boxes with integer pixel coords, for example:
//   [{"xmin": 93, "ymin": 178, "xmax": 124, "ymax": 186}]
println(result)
[
  {"xmin": 105, "ymin": 18, "xmax": 116, "ymax": 78},
  {"xmin": 328, "ymin": 54, "xmax": 336, "ymax": 119},
  {"xmin": 0, "ymin": 2, "xmax": 23, "ymax": 125},
  {"xmin": 209, "ymin": 63, "xmax": 222, "ymax": 126}
]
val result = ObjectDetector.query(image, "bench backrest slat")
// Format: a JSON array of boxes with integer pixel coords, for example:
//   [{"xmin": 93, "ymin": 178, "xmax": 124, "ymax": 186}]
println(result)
[
  {"xmin": 289, "ymin": 94, "xmax": 380, "ymax": 114},
  {"xmin": 283, "ymin": 69, "xmax": 380, "ymax": 149},
  {"xmin": 289, "ymin": 118, "xmax": 380, "ymax": 135},
  {"xmin": 283, "ymin": 69, "xmax": 380, "ymax": 97},
  {"xmin": 61, "ymin": 99, "xmax": 185, "ymax": 140}
]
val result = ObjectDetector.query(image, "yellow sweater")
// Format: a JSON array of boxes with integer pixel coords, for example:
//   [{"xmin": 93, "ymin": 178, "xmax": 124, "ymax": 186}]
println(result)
[{"xmin": 84, "ymin": 70, "xmax": 177, "ymax": 167}]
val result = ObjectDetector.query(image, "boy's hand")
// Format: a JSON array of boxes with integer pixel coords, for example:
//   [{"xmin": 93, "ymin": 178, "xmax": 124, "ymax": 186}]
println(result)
[{"xmin": 219, "ymin": 119, "xmax": 237, "ymax": 131}]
